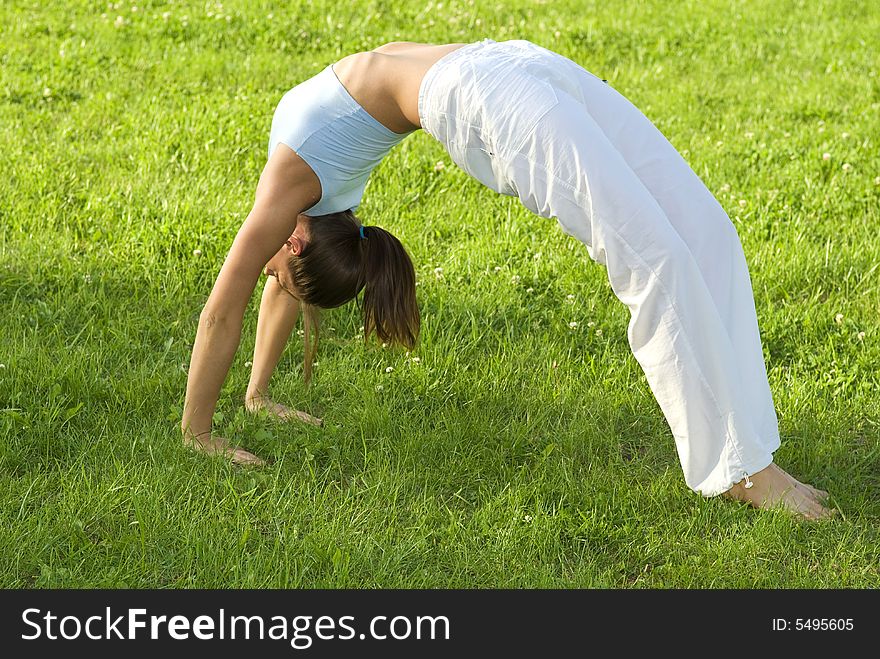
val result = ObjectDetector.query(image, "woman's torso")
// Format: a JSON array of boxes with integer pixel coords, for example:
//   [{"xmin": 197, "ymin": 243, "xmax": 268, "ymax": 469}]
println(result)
[
  {"xmin": 267, "ymin": 42, "xmax": 467, "ymax": 216},
  {"xmin": 269, "ymin": 40, "xmax": 579, "ymax": 215}
]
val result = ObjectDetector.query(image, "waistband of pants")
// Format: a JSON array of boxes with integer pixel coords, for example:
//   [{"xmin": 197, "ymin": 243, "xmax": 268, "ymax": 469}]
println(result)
[{"xmin": 417, "ymin": 38, "xmax": 497, "ymax": 129}]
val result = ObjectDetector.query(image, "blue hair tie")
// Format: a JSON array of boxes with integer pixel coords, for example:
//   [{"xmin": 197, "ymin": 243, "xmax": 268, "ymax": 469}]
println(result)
[{"xmin": 359, "ymin": 225, "xmax": 367, "ymax": 240}]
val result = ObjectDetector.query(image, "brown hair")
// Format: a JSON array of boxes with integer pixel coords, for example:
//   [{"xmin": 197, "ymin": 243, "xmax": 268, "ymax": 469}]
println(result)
[{"xmin": 287, "ymin": 210, "xmax": 419, "ymax": 383}]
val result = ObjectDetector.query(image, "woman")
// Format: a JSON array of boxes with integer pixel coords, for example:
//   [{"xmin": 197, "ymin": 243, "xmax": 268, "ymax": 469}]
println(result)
[{"xmin": 182, "ymin": 39, "xmax": 832, "ymax": 519}]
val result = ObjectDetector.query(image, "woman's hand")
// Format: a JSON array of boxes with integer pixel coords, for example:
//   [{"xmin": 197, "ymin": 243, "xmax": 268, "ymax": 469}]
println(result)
[
  {"xmin": 183, "ymin": 433, "xmax": 266, "ymax": 466},
  {"xmin": 245, "ymin": 394, "xmax": 323, "ymax": 426}
]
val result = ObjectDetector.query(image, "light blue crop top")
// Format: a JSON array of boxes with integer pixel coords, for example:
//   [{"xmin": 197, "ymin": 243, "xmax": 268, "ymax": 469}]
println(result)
[{"xmin": 267, "ymin": 64, "xmax": 415, "ymax": 216}]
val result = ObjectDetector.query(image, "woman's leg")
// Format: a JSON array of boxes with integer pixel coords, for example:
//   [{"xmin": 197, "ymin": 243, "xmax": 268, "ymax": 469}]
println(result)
[
  {"xmin": 505, "ymin": 91, "xmax": 829, "ymax": 516},
  {"xmin": 550, "ymin": 61, "xmax": 781, "ymax": 454}
]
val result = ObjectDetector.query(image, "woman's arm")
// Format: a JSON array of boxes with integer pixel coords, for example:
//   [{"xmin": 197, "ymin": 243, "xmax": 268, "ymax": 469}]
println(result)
[
  {"xmin": 181, "ymin": 145, "xmax": 321, "ymax": 455},
  {"xmin": 244, "ymin": 277, "xmax": 323, "ymax": 426},
  {"xmin": 246, "ymin": 275, "xmax": 301, "ymax": 403}
]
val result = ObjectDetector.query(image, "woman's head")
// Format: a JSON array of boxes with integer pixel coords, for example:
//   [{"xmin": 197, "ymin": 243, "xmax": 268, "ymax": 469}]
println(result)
[{"xmin": 270, "ymin": 210, "xmax": 420, "ymax": 381}]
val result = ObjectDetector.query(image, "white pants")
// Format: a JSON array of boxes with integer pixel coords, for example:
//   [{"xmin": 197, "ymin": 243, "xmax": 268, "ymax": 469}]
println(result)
[{"xmin": 419, "ymin": 39, "xmax": 780, "ymax": 496}]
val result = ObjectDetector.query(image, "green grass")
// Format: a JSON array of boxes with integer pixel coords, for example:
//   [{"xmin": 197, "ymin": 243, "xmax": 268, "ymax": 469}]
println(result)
[{"xmin": 1, "ymin": 0, "xmax": 878, "ymax": 588}]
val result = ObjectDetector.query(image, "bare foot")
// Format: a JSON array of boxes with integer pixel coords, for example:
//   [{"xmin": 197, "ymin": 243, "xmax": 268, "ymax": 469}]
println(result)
[
  {"xmin": 184, "ymin": 434, "xmax": 266, "ymax": 466},
  {"xmin": 789, "ymin": 475, "xmax": 829, "ymax": 500},
  {"xmin": 781, "ymin": 470, "xmax": 829, "ymax": 502},
  {"xmin": 723, "ymin": 463, "xmax": 834, "ymax": 520},
  {"xmin": 245, "ymin": 395, "xmax": 323, "ymax": 427}
]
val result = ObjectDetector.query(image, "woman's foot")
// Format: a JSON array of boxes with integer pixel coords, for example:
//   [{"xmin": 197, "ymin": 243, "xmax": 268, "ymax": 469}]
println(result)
[
  {"xmin": 723, "ymin": 463, "xmax": 834, "ymax": 520},
  {"xmin": 184, "ymin": 434, "xmax": 266, "ymax": 466},
  {"xmin": 245, "ymin": 394, "xmax": 323, "ymax": 426}
]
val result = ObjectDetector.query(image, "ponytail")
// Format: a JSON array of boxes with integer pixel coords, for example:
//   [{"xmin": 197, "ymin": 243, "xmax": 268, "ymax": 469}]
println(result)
[
  {"xmin": 360, "ymin": 225, "xmax": 419, "ymax": 349},
  {"xmin": 286, "ymin": 211, "xmax": 420, "ymax": 384}
]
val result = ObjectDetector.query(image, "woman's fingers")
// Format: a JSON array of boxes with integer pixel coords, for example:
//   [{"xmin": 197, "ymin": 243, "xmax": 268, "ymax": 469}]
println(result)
[
  {"xmin": 287, "ymin": 408, "xmax": 324, "ymax": 426},
  {"xmin": 230, "ymin": 447, "xmax": 267, "ymax": 467},
  {"xmin": 186, "ymin": 434, "xmax": 266, "ymax": 467},
  {"xmin": 247, "ymin": 396, "xmax": 323, "ymax": 427}
]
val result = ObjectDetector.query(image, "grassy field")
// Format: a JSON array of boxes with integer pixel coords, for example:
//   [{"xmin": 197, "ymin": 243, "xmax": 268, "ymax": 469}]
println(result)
[{"xmin": 1, "ymin": 0, "xmax": 878, "ymax": 588}]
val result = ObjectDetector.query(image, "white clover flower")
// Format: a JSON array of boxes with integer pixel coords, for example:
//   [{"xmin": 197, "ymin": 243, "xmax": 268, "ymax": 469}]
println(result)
[
  {"xmin": 434, "ymin": 161, "xmax": 445, "ymax": 172},
  {"xmin": 744, "ymin": 131, "xmax": 754, "ymax": 139},
  {"xmin": 42, "ymin": 87, "xmax": 52, "ymax": 97},
  {"xmin": 525, "ymin": 287, "xmax": 535, "ymax": 293},
  {"xmin": 834, "ymin": 313, "xmax": 844, "ymax": 324},
  {"xmin": 720, "ymin": 183, "xmax": 731, "ymax": 193},
  {"xmin": 411, "ymin": 357, "xmax": 421, "ymax": 363},
  {"xmin": 385, "ymin": 366, "xmax": 394, "ymax": 373},
  {"xmin": 244, "ymin": 361, "xmax": 252, "ymax": 368},
  {"xmin": 857, "ymin": 331, "xmax": 865, "ymax": 341},
  {"xmin": 842, "ymin": 163, "xmax": 851, "ymax": 172},
  {"xmin": 162, "ymin": 11, "xmax": 170, "ymax": 19},
  {"xmin": 114, "ymin": 15, "xmax": 125, "ymax": 27},
  {"xmin": 566, "ymin": 294, "xmax": 575, "ymax": 300},
  {"xmin": 738, "ymin": 199, "xmax": 747, "ymax": 208},
  {"xmin": 83, "ymin": 274, "xmax": 92, "ymax": 283},
  {"xmin": 376, "ymin": 384, "xmax": 384, "ymax": 391},
  {"xmin": 494, "ymin": 266, "xmax": 502, "ymax": 272},
  {"xmin": 595, "ymin": 329, "xmax": 603, "ymax": 336},
  {"xmin": 0, "ymin": 364, "xmax": 5, "ymax": 369},
  {"xmin": 193, "ymin": 248, "xmax": 202, "ymax": 257},
  {"xmin": 568, "ymin": 321, "xmax": 578, "ymax": 329},
  {"xmin": 523, "ymin": 514, "xmax": 533, "ymax": 522},
  {"xmin": 587, "ymin": 321, "xmax": 595, "ymax": 327},
  {"xmin": 842, "ymin": 132, "xmax": 850, "ymax": 139},
  {"xmin": 874, "ymin": 176, "xmax": 880, "ymax": 186},
  {"xmin": 381, "ymin": 342, "xmax": 387, "ymax": 348},
  {"xmin": 433, "ymin": 266, "xmax": 443, "ymax": 277},
  {"xmin": 822, "ymin": 153, "xmax": 831, "ymax": 161},
  {"xmin": 511, "ymin": 275, "xmax": 521, "ymax": 284}
]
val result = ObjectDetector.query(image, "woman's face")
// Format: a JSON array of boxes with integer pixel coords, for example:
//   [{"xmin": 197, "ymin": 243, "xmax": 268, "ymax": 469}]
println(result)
[
  {"xmin": 263, "ymin": 216, "xmax": 310, "ymax": 295},
  {"xmin": 263, "ymin": 239, "xmax": 296, "ymax": 293}
]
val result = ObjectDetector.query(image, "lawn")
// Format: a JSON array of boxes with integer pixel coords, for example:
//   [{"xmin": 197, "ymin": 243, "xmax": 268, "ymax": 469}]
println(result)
[{"xmin": 1, "ymin": 0, "xmax": 878, "ymax": 587}]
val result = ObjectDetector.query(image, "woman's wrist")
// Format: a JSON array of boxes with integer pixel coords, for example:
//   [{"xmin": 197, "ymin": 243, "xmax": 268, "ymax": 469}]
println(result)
[
  {"xmin": 181, "ymin": 420, "xmax": 212, "ymax": 441},
  {"xmin": 244, "ymin": 390, "xmax": 269, "ymax": 410}
]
